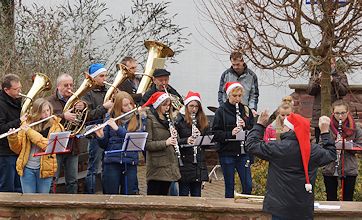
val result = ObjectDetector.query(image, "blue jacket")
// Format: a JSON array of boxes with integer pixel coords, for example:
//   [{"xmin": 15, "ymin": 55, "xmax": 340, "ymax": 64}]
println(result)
[{"xmin": 97, "ymin": 114, "xmax": 146, "ymax": 165}]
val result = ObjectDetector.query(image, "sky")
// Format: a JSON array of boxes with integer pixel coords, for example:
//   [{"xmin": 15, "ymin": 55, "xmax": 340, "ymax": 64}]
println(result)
[{"xmin": 22, "ymin": 0, "xmax": 361, "ymax": 114}]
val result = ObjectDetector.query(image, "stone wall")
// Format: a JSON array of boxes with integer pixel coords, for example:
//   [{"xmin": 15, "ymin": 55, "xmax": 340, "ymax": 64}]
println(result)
[{"xmin": 0, "ymin": 193, "xmax": 361, "ymax": 220}]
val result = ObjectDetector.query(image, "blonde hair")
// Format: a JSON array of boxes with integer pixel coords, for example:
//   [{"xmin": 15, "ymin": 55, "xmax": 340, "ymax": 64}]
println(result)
[
  {"xmin": 27, "ymin": 98, "xmax": 54, "ymax": 132},
  {"xmin": 275, "ymin": 96, "xmax": 294, "ymax": 140},
  {"xmin": 228, "ymin": 86, "xmax": 244, "ymax": 98},
  {"xmin": 110, "ymin": 91, "xmax": 140, "ymax": 132}
]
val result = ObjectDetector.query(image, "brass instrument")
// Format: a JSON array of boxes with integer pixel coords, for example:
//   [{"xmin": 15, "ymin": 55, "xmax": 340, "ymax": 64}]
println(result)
[
  {"xmin": 103, "ymin": 63, "xmax": 131, "ymax": 103},
  {"xmin": 136, "ymin": 40, "xmax": 174, "ymax": 94},
  {"xmin": 21, "ymin": 73, "xmax": 52, "ymax": 116},
  {"xmin": 166, "ymin": 112, "xmax": 184, "ymax": 166},
  {"xmin": 234, "ymin": 191, "xmax": 264, "ymax": 202},
  {"xmin": 191, "ymin": 113, "xmax": 200, "ymax": 164},
  {"xmin": 163, "ymin": 85, "xmax": 183, "ymax": 111},
  {"xmin": 62, "ymin": 73, "xmax": 97, "ymax": 136}
]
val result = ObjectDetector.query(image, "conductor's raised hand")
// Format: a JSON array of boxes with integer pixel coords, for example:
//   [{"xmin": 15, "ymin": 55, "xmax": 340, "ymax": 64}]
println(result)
[
  {"xmin": 257, "ymin": 110, "xmax": 270, "ymax": 127},
  {"xmin": 319, "ymin": 116, "xmax": 331, "ymax": 134}
]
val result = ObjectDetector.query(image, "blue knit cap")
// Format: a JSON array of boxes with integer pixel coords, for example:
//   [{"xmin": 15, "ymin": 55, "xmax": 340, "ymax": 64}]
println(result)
[{"xmin": 88, "ymin": 63, "xmax": 107, "ymax": 78}]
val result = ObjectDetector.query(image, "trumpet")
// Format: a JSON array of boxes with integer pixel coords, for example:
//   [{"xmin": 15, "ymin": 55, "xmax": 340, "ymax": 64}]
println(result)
[
  {"xmin": 82, "ymin": 106, "xmax": 142, "ymax": 137},
  {"xmin": 234, "ymin": 191, "xmax": 264, "ymax": 202},
  {"xmin": 0, "ymin": 115, "xmax": 55, "ymax": 139}
]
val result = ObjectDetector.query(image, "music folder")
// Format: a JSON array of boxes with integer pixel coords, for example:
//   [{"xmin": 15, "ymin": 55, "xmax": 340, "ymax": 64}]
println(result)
[
  {"xmin": 34, "ymin": 131, "xmax": 71, "ymax": 156},
  {"xmin": 194, "ymin": 134, "xmax": 215, "ymax": 146},
  {"xmin": 226, "ymin": 130, "xmax": 246, "ymax": 141},
  {"xmin": 121, "ymin": 132, "xmax": 148, "ymax": 152}
]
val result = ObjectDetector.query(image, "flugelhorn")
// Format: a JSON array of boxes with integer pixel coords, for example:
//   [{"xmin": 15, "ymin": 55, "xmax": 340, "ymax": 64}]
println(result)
[
  {"xmin": 234, "ymin": 191, "xmax": 264, "ymax": 202},
  {"xmin": 0, "ymin": 115, "xmax": 55, "ymax": 139},
  {"xmin": 163, "ymin": 85, "xmax": 183, "ymax": 111}
]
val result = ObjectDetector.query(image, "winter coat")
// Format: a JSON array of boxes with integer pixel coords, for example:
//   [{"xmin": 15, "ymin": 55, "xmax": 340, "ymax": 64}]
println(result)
[
  {"xmin": 212, "ymin": 100, "xmax": 254, "ymax": 157},
  {"xmin": 0, "ymin": 90, "xmax": 22, "ymax": 156},
  {"xmin": 307, "ymin": 70, "xmax": 348, "ymax": 127},
  {"xmin": 218, "ymin": 65, "xmax": 259, "ymax": 110},
  {"xmin": 83, "ymin": 86, "xmax": 108, "ymax": 123},
  {"xmin": 322, "ymin": 127, "xmax": 362, "ymax": 177},
  {"xmin": 145, "ymin": 108, "xmax": 181, "ymax": 182},
  {"xmin": 175, "ymin": 114, "xmax": 209, "ymax": 182},
  {"xmin": 117, "ymin": 76, "xmax": 142, "ymax": 104},
  {"xmin": 140, "ymin": 84, "xmax": 183, "ymax": 106},
  {"xmin": 97, "ymin": 114, "xmax": 146, "ymax": 165},
  {"xmin": 246, "ymin": 124, "xmax": 336, "ymax": 220},
  {"xmin": 8, "ymin": 117, "xmax": 64, "ymax": 178}
]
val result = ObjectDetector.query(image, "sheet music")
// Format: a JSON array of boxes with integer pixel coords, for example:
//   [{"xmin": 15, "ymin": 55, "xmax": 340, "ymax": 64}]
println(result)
[
  {"xmin": 194, "ymin": 135, "xmax": 214, "ymax": 146},
  {"xmin": 46, "ymin": 131, "xmax": 71, "ymax": 154},
  {"xmin": 121, "ymin": 132, "xmax": 148, "ymax": 151}
]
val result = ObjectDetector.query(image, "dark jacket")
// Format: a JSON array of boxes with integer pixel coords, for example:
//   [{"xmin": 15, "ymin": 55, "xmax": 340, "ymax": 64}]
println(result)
[
  {"xmin": 212, "ymin": 101, "xmax": 254, "ymax": 157},
  {"xmin": 97, "ymin": 114, "xmax": 146, "ymax": 165},
  {"xmin": 145, "ymin": 108, "xmax": 181, "ymax": 182},
  {"xmin": 0, "ymin": 90, "xmax": 22, "ymax": 155},
  {"xmin": 47, "ymin": 90, "xmax": 88, "ymax": 155},
  {"xmin": 140, "ymin": 84, "xmax": 183, "ymax": 106},
  {"xmin": 175, "ymin": 114, "xmax": 209, "ymax": 182},
  {"xmin": 117, "ymin": 77, "xmax": 142, "ymax": 104},
  {"xmin": 307, "ymin": 70, "xmax": 348, "ymax": 127},
  {"xmin": 83, "ymin": 86, "xmax": 108, "ymax": 124},
  {"xmin": 218, "ymin": 65, "xmax": 259, "ymax": 110},
  {"xmin": 246, "ymin": 124, "xmax": 336, "ymax": 220}
]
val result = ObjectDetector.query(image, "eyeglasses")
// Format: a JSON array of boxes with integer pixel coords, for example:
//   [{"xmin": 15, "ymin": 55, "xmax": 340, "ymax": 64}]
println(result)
[
  {"xmin": 334, "ymin": 112, "xmax": 347, "ymax": 116},
  {"xmin": 188, "ymin": 104, "xmax": 199, "ymax": 109}
]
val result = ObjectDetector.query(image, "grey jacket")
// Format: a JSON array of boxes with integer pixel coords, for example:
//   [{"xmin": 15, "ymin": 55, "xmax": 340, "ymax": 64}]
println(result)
[
  {"xmin": 218, "ymin": 66, "xmax": 259, "ymax": 110},
  {"xmin": 145, "ymin": 109, "xmax": 181, "ymax": 182}
]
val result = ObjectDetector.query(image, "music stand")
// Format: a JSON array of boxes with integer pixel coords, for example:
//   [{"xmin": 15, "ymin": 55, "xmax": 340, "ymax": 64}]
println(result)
[
  {"xmin": 33, "ymin": 131, "xmax": 71, "ymax": 157},
  {"xmin": 104, "ymin": 132, "xmax": 148, "ymax": 195}
]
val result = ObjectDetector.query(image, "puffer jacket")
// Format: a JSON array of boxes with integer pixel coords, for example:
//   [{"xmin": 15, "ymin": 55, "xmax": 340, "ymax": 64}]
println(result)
[
  {"xmin": 145, "ymin": 108, "xmax": 181, "ymax": 182},
  {"xmin": 97, "ymin": 113, "xmax": 146, "ymax": 165},
  {"xmin": 322, "ymin": 127, "xmax": 362, "ymax": 177},
  {"xmin": 175, "ymin": 113, "xmax": 208, "ymax": 182},
  {"xmin": 212, "ymin": 100, "xmax": 254, "ymax": 157},
  {"xmin": 246, "ymin": 124, "xmax": 336, "ymax": 220},
  {"xmin": 7, "ymin": 117, "xmax": 64, "ymax": 178}
]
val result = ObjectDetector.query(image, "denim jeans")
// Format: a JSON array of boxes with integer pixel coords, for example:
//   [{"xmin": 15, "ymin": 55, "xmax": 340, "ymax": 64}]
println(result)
[
  {"xmin": 179, "ymin": 181, "xmax": 202, "ymax": 197},
  {"xmin": 169, "ymin": 181, "xmax": 179, "ymax": 196},
  {"xmin": 55, "ymin": 154, "xmax": 78, "ymax": 193},
  {"xmin": 20, "ymin": 167, "xmax": 52, "ymax": 193},
  {"xmin": 102, "ymin": 163, "xmax": 138, "ymax": 195},
  {"xmin": 219, "ymin": 154, "xmax": 252, "ymax": 198},
  {"xmin": 85, "ymin": 139, "xmax": 103, "ymax": 194},
  {"xmin": 0, "ymin": 155, "xmax": 21, "ymax": 192}
]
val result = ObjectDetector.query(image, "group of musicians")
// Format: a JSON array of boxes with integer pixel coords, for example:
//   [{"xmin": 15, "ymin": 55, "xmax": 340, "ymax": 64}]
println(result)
[{"xmin": 0, "ymin": 49, "xmax": 361, "ymax": 218}]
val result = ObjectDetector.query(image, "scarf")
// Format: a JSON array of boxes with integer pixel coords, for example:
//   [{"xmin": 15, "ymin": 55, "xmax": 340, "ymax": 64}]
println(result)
[{"xmin": 330, "ymin": 113, "xmax": 356, "ymax": 138}]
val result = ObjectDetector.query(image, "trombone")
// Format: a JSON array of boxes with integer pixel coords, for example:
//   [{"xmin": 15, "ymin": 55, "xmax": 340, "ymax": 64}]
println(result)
[{"xmin": 0, "ymin": 115, "xmax": 56, "ymax": 139}]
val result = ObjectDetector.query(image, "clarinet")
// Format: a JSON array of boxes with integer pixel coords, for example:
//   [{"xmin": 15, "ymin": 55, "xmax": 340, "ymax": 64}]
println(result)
[
  {"xmin": 166, "ymin": 112, "xmax": 184, "ymax": 166},
  {"xmin": 236, "ymin": 103, "xmax": 250, "ymax": 167},
  {"xmin": 191, "ymin": 113, "xmax": 200, "ymax": 164},
  {"xmin": 333, "ymin": 119, "xmax": 343, "ymax": 177}
]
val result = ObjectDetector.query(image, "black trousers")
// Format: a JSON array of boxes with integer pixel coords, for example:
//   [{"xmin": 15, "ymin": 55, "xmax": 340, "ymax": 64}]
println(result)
[
  {"xmin": 147, "ymin": 180, "xmax": 171, "ymax": 195},
  {"xmin": 314, "ymin": 127, "xmax": 321, "ymax": 144},
  {"xmin": 323, "ymin": 175, "xmax": 357, "ymax": 201}
]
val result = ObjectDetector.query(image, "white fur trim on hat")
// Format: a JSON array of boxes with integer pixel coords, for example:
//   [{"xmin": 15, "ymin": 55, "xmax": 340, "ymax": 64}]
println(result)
[
  {"xmin": 153, "ymin": 93, "xmax": 169, "ymax": 109},
  {"xmin": 284, "ymin": 117, "xmax": 294, "ymax": 130},
  {"xmin": 226, "ymin": 83, "xmax": 243, "ymax": 96},
  {"xmin": 184, "ymin": 96, "xmax": 201, "ymax": 106},
  {"xmin": 90, "ymin": 68, "xmax": 107, "ymax": 78}
]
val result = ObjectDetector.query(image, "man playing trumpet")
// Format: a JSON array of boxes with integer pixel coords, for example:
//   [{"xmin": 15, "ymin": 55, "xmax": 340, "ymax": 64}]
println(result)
[{"xmin": 0, "ymin": 74, "xmax": 26, "ymax": 192}]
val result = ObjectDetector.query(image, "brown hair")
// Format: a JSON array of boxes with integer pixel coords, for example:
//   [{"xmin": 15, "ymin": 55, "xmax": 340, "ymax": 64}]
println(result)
[
  {"xmin": 332, "ymin": 99, "xmax": 349, "ymax": 112},
  {"xmin": 28, "ymin": 98, "xmax": 54, "ymax": 132},
  {"xmin": 185, "ymin": 101, "xmax": 209, "ymax": 132},
  {"xmin": 1, "ymin": 74, "xmax": 20, "ymax": 89},
  {"xmin": 230, "ymin": 51, "xmax": 244, "ymax": 61},
  {"xmin": 110, "ymin": 91, "xmax": 140, "ymax": 132},
  {"xmin": 120, "ymin": 56, "xmax": 136, "ymax": 66},
  {"xmin": 155, "ymin": 98, "xmax": 172, "ymax": 120}
]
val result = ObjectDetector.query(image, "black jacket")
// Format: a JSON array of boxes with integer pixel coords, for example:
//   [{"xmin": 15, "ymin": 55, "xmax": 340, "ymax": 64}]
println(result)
[
  {"xmin": 246, "ymin": 124, "xmax": 336, "ymax": 220},
  {"xmin": 212, "ymin": 101, "xmax": 254, "ymax": 156},
  {"xmin": 175, "ymin": 114, "xmax": 209, "ymax": 182},
  {"xmin": 83, "ymin": 86, "xmax": 108, "ymax": 124},
  {"xmin": 140, "ymin": 84, "xmax": 183, "ymax": 106},
  {"xmin": 0, "ymin": 90, "xmax": 22, "ymax": 155}
]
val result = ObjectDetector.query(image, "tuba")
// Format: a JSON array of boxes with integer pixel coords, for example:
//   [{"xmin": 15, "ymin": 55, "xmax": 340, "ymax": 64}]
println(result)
[
  {"xmin": 62, "ymin": 73, "xmax": 97, "ymax": 136},
  {"xmin": 103, "ymin": 63, "xmax": 131, "ymax": 103},
  {"xmin": 21, "ymin": 73, "xmax": 52, "ymax": 116},
  {"xmin": 136, "ymin": 40, "xmax": 174, "ymax": 94}
]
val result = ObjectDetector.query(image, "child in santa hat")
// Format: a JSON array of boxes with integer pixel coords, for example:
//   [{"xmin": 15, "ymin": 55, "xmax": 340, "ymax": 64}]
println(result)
[
  {"xmin": 246, "ymin": 111, "xmax": 336, "ymax": 220},
  {"xmin": 142, "ymin": 91, "xmax": 181, "ymax": 195}
]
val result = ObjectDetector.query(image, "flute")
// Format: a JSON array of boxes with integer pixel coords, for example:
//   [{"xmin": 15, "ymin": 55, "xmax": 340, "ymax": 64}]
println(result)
[{"xmin": 0, "ymin": 115, "xmax": 55, "ymax": 139}]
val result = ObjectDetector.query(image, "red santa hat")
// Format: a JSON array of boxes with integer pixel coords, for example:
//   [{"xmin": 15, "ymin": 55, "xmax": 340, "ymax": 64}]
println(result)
[
  {"xmin": 284, "ymin": 113, "xmax": 313, "ymax": 193},
  {"xmin": 142, "ymin": 91, "xmax": 169, "ymax": 109},
  {"xmin": 225, "ymin": 82, "xmax": 243, "ymax": 96},
  {"xmin": 184, "ymin": 91, "xmax": 201, "ymax": 106}
]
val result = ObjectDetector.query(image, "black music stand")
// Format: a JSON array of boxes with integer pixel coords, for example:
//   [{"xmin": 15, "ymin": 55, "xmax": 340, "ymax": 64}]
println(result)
[
  {"xmin": 33, "ymin": 131, "xmax": 71, "ymax": 157},
  {"xmin": 104, "ymin": 132, "xmax": 148, "ymax": 195}
]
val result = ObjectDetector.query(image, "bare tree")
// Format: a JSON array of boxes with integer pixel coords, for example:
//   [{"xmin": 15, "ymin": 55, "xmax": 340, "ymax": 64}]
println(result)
[
  {"xmin": 1, "ymin": 0, "xmax": 190, "ymax": 90},
  {"xmin": 198, "ymin": 0, "xmax": 362, "ymax": 115}
]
